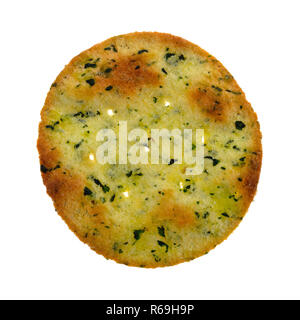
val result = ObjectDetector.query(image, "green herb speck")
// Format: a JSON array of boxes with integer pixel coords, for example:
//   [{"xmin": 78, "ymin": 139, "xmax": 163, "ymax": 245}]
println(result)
[
  {"xmin": 105, "ymin": 85, "xmax": 113, "ymax": 91},
  {"xmin": 84, "ymin": 63, "xmax": 97, "ymax": 69},
  {"xmin": 86, "ymin": 79, "xmax": 95, "ymax": 86},
  {"xmin": 138, "ymin": 49, "xmax": 148, "ymax": 54},
  {"xmin": 134, "ymin": 229, "xmax": 145, "ymax": 240},
  {"xmin": 83, "ymin": 187, "xmax": 93, "ymax": 196},
  {"xmin": 157, "ymin": 240, "xmax": 169, "ymax": 252},
  {"xmin": 221, "ymin": 212, "xmax": 230, "ymax": 218},
  {"xmin": 158, "ymin": 226, "xmax": 165, "ymax": 237},
  {"xmin": 235, "ymin": 121, "xmax": 246, "ymax": 130}
]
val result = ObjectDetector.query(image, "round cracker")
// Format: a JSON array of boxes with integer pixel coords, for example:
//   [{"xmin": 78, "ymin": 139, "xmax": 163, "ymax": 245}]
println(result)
[{"xmin": 38, "ymin": 32, "xmax": 262, "ymax": 267}]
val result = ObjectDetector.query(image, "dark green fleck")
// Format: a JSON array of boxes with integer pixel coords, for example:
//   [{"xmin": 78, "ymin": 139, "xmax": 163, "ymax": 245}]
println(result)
[
  {"xmin": 183, "ymin": 185, "xmax": 191, "ymax": 193},
  {"xmin": 40, "ymin": 164, "xmax": 60, "ymax": 173},
  {"xmin": 203, "ymin": 212, "xmax": 209, "ymax": 219},
  {"xmin": 229, "ymin": 195, "xmax": 240, "ymax": 202},
  {"xmin": 158, "ymin": 226, "xmax": 165, "ymax": 237},
  {"xmin": 221, "ymin": 212, "xmax": 230, "ymax": 218},
  {"xmin": 135, "ymin": 172, "xmax": 143, "ymax": 176},
  {"xmin": 102, "ymin": 185, "xmax": 110, "ymax": 193},
  {"xmin": 111, "ymin": 45, "xmax": 118, "ymax": 52},
  {"xmin": 157, "ymin": 240, "xmax": 169, "ymax": 253},
  {"xmin": 138, "ymin": 49, "xmax": 148, "ymax": 54},
  {"xmin": 73, "ymin": 111, "xmax": 84, "ymax": 118},
  {"xmin": 40, "ymin": 165, "xmax": 48, "ymax": 173},
  {"xmin": 168, "ymin": 159, "xmax": 175, "ymax": 165},
  {"xmin": 93, "ymin": 178, "xmax": 110, "ymax": 193},
  {"xmin": 84, "ymin": 187, "xmax": 93, "ymax": 196},
  {"xmin": 86, "ymin": 79, "xmax": 95, "ymax": 86},
  {"xmin": 84, "ymin": 63, "xmax": 97, "ymax": 69},
  {"xmin": 212, "ymin": 85, "xmax": 223, "ymax": 92},
  {"xmin": 134, "ymin": 229, "xmax": 145, "ymax": 240},
  {"xmin": 235, "ymin": 121, "xmax": 246, "ymax": 130},
  {"xmin": 226, "ymin": 89, "xmax": 241, "ymax": 95},
  {"xmin": 205, "ymin": 156, "xmax": 220, "ymax": 166},
  {"xmin": 165, "ymin": 53, "xmax": 175, "ymax": 60},
  {"xmin": 74, "ymin": 140, "xmax": 83, "ymax": 149},
  {"xmin": 126, "ymin": 171, "xmax": 133, "ymax": 177}
]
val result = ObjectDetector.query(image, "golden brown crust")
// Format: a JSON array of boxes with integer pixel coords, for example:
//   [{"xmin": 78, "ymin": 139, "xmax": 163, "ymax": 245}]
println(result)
[
  {"xmin": 37, "ymin": 127, "xmax": 61, "ymax": 169},
  {"xmin": 38, "ymin": 32, "xmax": 262, "ymax": 268},
  {"xmin": 74, "ymin": 54, "xmax": 161, "ymax": 98},
  {"xmin": 188, "ymin": 87, "xmax": 227, "ymax": 122},
  {"xmin": 150, "ymin": 190, "xmax": 196, "ymax": 228},
  {"xmin": 239, "ymin": 151, "xmax": 262, "ymax": 204}
]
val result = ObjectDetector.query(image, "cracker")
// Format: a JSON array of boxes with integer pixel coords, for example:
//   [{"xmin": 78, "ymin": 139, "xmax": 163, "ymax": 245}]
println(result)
[{"xmin": 38, "ymin": 32, "xmax": 262, "ymax": 267}]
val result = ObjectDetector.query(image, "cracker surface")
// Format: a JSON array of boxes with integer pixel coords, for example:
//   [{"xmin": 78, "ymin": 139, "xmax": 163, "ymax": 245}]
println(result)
[{"xmin": 38, "ymin": 32, "xmax": 262, "ymax": 267}]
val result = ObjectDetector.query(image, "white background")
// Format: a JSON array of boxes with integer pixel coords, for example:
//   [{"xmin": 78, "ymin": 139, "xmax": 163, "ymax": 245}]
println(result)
[{"xmin": 0, "ymin": 0, "xmax": 299, "ymax": 300}]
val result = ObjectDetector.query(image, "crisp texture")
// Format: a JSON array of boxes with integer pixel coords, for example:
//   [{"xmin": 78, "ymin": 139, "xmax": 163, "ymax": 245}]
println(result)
[{"xmin": 37, "ymin": 32, "xmax": 262, "ymax": 267}]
